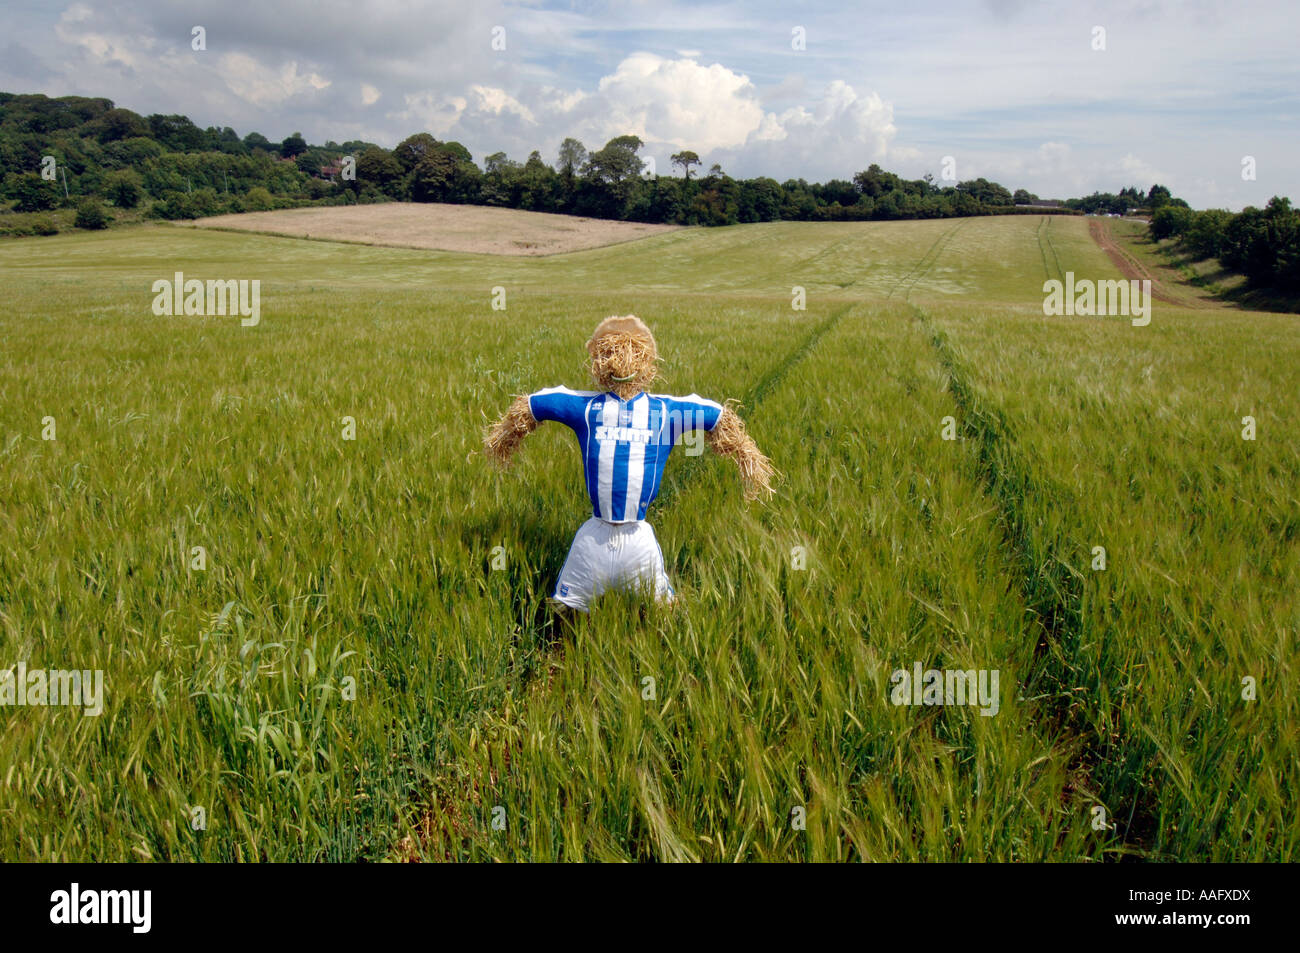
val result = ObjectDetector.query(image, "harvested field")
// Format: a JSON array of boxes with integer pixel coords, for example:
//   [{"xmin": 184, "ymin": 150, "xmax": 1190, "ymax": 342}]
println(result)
[{"xmin": 178, "ymin": 202, "xmax": 682, "ymax": 255}]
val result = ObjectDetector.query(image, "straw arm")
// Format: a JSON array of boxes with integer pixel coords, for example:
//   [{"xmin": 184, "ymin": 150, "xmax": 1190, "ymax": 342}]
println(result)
[
  {"xmin": 706, "ymin": 405, "xmax": 776, "ymax": 502},
  {"xmin": 484, "ymin": 395, "xmax": 540, "ymax": 468}
]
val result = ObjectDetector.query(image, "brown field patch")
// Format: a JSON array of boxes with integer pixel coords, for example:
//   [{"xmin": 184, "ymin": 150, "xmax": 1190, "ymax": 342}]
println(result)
[{"xmin": 177, "ymin": 202, "xmax": 682, "ymax": 255}]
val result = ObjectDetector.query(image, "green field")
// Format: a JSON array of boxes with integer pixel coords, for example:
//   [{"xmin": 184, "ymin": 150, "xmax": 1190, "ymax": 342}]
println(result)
[{"xmin": 0, "ymin": 213, "xmax": 1295, "ymax": 861}]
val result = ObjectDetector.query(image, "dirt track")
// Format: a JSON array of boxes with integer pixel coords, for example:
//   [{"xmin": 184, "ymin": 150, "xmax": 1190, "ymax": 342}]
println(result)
[{"xmin": 1088, "ymin": 218, "xmax": 1181, "ymax": 305}]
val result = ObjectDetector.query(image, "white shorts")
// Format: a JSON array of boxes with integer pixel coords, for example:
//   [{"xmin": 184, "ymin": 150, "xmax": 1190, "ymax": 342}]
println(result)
[{"xmin": 552, "ymin": 517, "xmax": 675, "ymax": 613}]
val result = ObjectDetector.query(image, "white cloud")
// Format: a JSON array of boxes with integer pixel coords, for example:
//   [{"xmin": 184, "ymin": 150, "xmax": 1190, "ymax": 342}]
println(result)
[
  {"xmin": 361, "ymin": 83, "xmax": 380, "ymax": 106},
  {"xmin": 468, "ymin": 85, "xmax": 536, "ymax": 124},
  {"xmin": 54, "ymin": 3, "xmax": 150, "ymax": 69},
  {"xmin": 389, "ymin": 91, "xmax": 468, "ymax": 137},
  {"xmin": 585, "ymin": 53, "xmax": 766, "ymax": 152},
  {"xmin": 59, "ymin": 3, "xmax": 93, "ymax": 24},
  {"xmin": 218, "ymin": 53, "xmax": 330, "ymax": 107},
  {"xmin": 1113, "ymin": 153, "xmax": 1169, "ymax": 188},
  {"xmin": 720, "ymin": 79, "xmax": 897, "ymax": 180}
]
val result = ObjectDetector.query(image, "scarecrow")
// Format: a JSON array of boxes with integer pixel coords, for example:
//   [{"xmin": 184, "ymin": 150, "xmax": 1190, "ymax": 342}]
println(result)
[{"xmin": 484, "ymin": 315, "xmax": 774, "ymax": 612}]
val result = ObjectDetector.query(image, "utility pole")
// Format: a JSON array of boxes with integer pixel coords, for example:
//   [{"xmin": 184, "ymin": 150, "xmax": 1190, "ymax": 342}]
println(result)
[{"xmin": 60, "ymin": 167, "xmax": 69, "ymax": 199}]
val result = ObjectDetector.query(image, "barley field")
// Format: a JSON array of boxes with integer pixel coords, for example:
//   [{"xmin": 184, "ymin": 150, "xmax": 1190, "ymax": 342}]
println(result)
[{"xmin": 0, "ymin": 211, "xmax": 1295, "ymax": 861}]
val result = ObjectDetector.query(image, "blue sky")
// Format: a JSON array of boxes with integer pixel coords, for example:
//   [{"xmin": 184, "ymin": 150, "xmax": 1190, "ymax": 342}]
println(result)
[{"xmin": 4, "ymin": 0, "xmax": 1297, "ymax": 209}]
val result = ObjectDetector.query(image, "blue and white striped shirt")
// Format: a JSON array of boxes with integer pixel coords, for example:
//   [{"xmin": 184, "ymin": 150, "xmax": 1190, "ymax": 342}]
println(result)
[{"xmin": 528, "ymin": 387, "xmax": 724, "ymax": 522}]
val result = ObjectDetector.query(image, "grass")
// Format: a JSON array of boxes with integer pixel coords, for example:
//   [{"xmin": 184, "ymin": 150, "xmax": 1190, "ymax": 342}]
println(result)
[{"xmin": 0, "ymin": 214, "xmax": 1295, "ymax": 861}]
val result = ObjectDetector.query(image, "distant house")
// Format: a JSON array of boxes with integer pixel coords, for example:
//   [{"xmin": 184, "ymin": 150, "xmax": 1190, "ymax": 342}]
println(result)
[{"xmin": 318, "ymin": 162, "xmax": 344, "ymax": 181}]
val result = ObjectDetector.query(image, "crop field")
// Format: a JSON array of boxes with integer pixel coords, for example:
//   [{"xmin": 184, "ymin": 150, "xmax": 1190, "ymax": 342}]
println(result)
[
  {"xmin": 180, "ymin": 202, "xmax": 682, "ymax": 256},
  {"xmin": 0, "ymin": 210, "xmax": 1295, "ymax": 861}
]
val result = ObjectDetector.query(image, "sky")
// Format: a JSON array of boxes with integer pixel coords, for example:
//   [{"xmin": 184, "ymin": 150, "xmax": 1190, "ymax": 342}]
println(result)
[{"xmin": 3, "ymin": 0, "xmax": 1297, "ymax": 209}]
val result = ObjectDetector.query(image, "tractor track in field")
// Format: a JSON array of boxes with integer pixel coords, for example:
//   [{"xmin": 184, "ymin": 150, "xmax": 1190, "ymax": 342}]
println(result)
[
  {"xmin": 654, "ymin": 301, "xmax": 856, "ymax": 510},
  {"xmin": 1037, "ymin": 217, "xmax": 1065, "ymax": 283},
  {"xmin": 910, "ymin": 302, "xmax": 1159, "ymax": 858},
  {"xmin": 887, "ymin": 218, "xmax": 969, "ymax": 300},
  {"xmin": 791, "ymin": 235, "xmax": 857, "ymax": 272}
]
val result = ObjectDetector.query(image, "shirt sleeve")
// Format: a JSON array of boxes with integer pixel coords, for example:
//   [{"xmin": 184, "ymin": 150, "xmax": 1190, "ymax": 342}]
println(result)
[
  {"xmin": 528, "ymin": 387, "xmax": 589, "ymax": 430},
  {"xmin": 665, "ymin": 394, "xmax": 724, "ymax": 443}
]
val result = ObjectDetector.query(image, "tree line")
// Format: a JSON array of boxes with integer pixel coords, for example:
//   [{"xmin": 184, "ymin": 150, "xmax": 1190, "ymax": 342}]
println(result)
[
  {"xmin": 6, "ymin": 89, "xmax": 1291, "ymax": 297},
  {"xmin": 1150, "ymin": 197, "xmax": 1299, "ymax": 292},
  {"xmin": 0, "ymin": 92, "xmax": 1095, "ymax": 232}
]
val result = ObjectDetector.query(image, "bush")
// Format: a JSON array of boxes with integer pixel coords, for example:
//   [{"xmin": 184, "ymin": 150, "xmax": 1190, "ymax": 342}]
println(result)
[
  {"xmin": 304, "ymin": 178, "xmax": 334, "ymax": 200},
  {"xmin": 103, "ymin": 169, "xmax": 144, "ymax": 208},
  {"xmin": 187, "ymin": 187, "xmax": 221, "ymax": 217},
  {"xmin": 10, "ymin": 173, "xmax": 60, "ymax": 212},
  {"xmin": 0, "ymin": 215, "xmax": 59, "ymax": 237},
  {"xmin": 1220, "ymin": 198, "xmax": 1300, "ymax": 290},
  {"xmin": 148, "ymin": 192, "xmax": 194, "ymax": 220},
  {"xmin": 244, "ymin": 186, "xmax": 276, "ymax": 211},
  {"xmin": 1150, "ymin": 204, "xmax": 1194, "ymax": 241},
  {"xmin": 1183, "ymin": 209, "xmax": 1232, "ymax": 260},
  {"xmin": 73, "ymin": 199, "xmax": 110, "ymax": 229}
]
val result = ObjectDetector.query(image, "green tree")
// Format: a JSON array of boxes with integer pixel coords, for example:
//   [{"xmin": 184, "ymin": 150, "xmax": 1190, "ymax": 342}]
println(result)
[
  {"xmin": 738, "ymin": 177, "xmax": 783, "ymax": 222},
  {"xmin": 280, "ymin": 132, "xmax": 308, "ymax": 158},
  {"xmin": 355, "ymin": 146, "xmax": 403, "ymax": 197},
  {"xmin": 9, "ymin": 173, "xmax": 60, "ymax": 212},
  {"xmin": 101, "ymin": 137, "xmax": 162, "ymax": 167},
  {"xmin": 556, "ymin": 137, "xmax": 587, "ymax": 209},
  {"xmin": 1146, "ymin": 184, "xmax": 1172, "ymax": 209},
  {"xmin": 408, "ymin": 148, "xmax": 476, "ymax": 203},
  {"xmin": 147, "ymin": 114, "xmax": 206, "ymax": 151},
  {"xmin": 670, "ymin": 150, "xmax": 701, "ymax": 179},
  {"xmin": 481, "ymin": 151, "xmax": 520, "ymax": 206},
  {"xmin": 243, "ymin": 186, "xmax": 277, "ymax": 211},
  {"xmin": 1184, "ymin": 209, "xmax": 1232, "ymax": 259},
  {"xmin": 580, "ymin": 135, "xmax": 644, "ymax": 218},
  {"xmin": 853, "ymin": 163, "xmax": 900, "ymax": 198},
  {"xmin": 89, "ymin": 107, "xmax": 150, "ymax": 142},
  {"xmin": 557, "ymin": 138, "xmax": 587, "ymax": 179},
  {"xmin": 1224, "ymin": 197, "xmax": 1299, "ymax": 289},
  {"xmin": 103, "ymin": 169, "xmax": 144, "ymax": 208},
  {"xmin": 440, "ymin": 141, "xmax": 474, "ymax": 164},
  {"xmin": 393, "ymin": 133, "xmax": 441, "ymax": 174},
  {"xmin": 1150, "ymin": 204, "xmax": 1194, "ymax": 240},
  {"xmin": 957, "ymin": 177, "xmax": 1013, "ymax": 206},
  {"xmin": 518, "ymin": 151, "xmax": 558, "ymax": 211}
]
